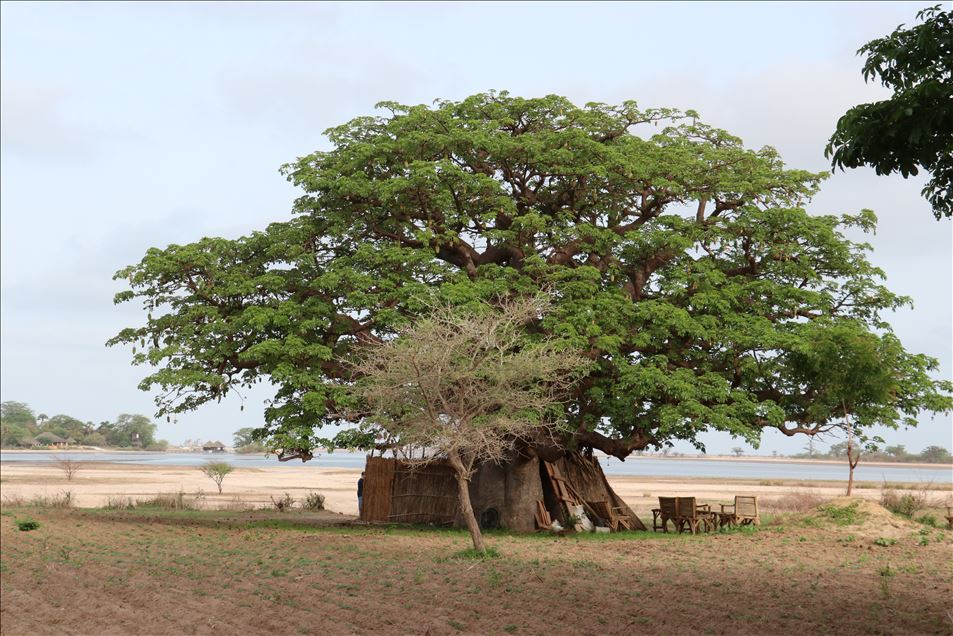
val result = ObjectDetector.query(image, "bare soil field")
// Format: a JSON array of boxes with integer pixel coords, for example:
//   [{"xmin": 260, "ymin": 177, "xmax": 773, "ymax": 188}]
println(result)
[{"xmin": 1, "ymin": 499, "xmax": 951, "ymax": 635}]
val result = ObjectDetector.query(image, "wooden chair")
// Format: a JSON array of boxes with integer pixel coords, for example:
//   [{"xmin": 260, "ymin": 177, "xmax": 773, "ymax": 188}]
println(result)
[
  {"xmin": 654, "ymin": 497, "xmax": 678, "ymax": 532},
  {"xmin": 719, "ymin": 496, "xmax": 760, "ymax": 527},
  {"xmin": 589, "ymin": 500, "xmax": 634, "ymax": 532},
  {"xmin": 675, "ymin": 497, "xmax": 716, "ymax": 534}
]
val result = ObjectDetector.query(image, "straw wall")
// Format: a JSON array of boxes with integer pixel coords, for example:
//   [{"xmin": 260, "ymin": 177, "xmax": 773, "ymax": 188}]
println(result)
[{"xmin": 361, "ymin": 456, "xmax": 459, "ymax": 524}]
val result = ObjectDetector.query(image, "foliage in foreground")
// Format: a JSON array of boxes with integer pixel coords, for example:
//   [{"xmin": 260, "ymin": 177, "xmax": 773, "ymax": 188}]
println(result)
[{"xmin": 826, "ymin": 5, "xmax": 953, "ymax": 219}]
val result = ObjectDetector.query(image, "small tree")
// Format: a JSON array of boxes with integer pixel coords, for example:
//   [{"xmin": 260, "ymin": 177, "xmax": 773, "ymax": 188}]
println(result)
[
  {"xmin": 731, "ymin": 447, "xmax": 745, "ymax": 458},
  {"xmin": 786, "ymin": 321, "xmax": 951, "ymax": 496},
  {"xmin": 353, "ymin": 297, "xmax": 589, "ymax": 553},
  {"xmin": 200, "ymin": 461, "xmax": 233, "ymax": 494},
  {"xmin": 55, "ymin": 457, "xmax": 83, "ymax": 481}
]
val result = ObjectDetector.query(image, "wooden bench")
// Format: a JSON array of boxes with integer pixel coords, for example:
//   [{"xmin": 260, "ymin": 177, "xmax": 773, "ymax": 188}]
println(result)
[{"xmin": 718, "ymin": 496, "xmax": 760, "ymax": 527}]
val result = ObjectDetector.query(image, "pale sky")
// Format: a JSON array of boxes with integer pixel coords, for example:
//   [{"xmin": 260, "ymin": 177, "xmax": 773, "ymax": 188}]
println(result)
[{"xmin": 2, "ymin": 1, "xmax": 950, "ymax": 455}]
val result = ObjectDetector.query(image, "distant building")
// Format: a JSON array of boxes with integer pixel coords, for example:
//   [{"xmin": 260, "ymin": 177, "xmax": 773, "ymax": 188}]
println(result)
[
  {"xmin": 202, "ymin": 440, "xmax": 226, "ymax": 453},
  {"xmin": 33, "ymin": 432, "xmax": 69, "ymax": 447}
]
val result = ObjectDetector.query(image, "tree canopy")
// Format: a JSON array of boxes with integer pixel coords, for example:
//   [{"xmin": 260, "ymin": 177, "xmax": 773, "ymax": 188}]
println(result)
[
  {"xmin": 826, "ymin": 5, "xmax": 953, "ymax": 219},
  {"xmin": 110, "ymin": 92, "xmax": 952, "ymax": 461}
]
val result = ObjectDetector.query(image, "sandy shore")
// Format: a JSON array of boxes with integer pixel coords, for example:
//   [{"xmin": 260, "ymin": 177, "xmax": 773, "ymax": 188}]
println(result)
[{"xmin": 3, "ymin": 461, "xmax": 949, "ymax": 518}]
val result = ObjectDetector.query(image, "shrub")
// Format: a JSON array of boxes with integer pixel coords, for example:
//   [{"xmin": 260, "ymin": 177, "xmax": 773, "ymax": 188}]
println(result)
[
  {"xmin": 37, "ymin": 491, "xmax": 73, "ymax": 509},
  {"xmin": 16, "ymin": 519, "xmax": 40, "ymax": 531},
  {"xmin": 880, "ymin": 490, "xmax": 921, "ymax": 517},
  {"xmin": 1, "ymin": 494, "xmax": 26, "ymax": 506},
  {"xmin": 270, "ymin": 492, "xmax": 295, "ymax": 511},
  {"xmin": 137, "ymin": 491, "xmax": 194, "ymax": 510},
  {"xmin": 54, "ymin": 457, "xmax": 83, "ymax": 481},
  {"xmin": 104, "ymin": 496, "xmax": 135, "ymax": 510},
  {"xmin": 303, "ymin": 492, "xmax": 325, "ymax": 511}
]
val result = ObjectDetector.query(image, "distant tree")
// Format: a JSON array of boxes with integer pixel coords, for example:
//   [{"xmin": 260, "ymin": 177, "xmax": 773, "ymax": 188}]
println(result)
[
  {"xmin": 919, "ymin": 445, "xmax": 952, "ymax": 463},
  {"xmin": 827, "ymin": 441, "xmax": 849, "ymax": 457},
  {"xmin": 353, "ymin": 297, "xmax": 589, "ymax": 554},
  {"xmin": 826, "ymin": 5, "xmax": 953, "ymax": 219},
  {"xmin": 200, "ymin": 461, "xmax": 234, "ymax": 493},
  {"xmin": 1, "ymin": 401, "xmax": 35, "ymax": 427},
  {"xmin": 0, "ymin": 422, "xmax": 32, "ymax": 447},
  {"xmin": 731, "ymin": 447, "xmax": 745, "ymax": 457},
  {"xmin": 232, "ymin": 427, "xmax": 266, "ymax": 453},
  {"xmin": 44, "ymin": 415, "xmax": 86, "ymax": 440},
  {"xmin": 106, "ymin": 414, "xmax": 158, "ymax": 448},
  {"xmin": 145, "ymin": 439, "xmax": 169, "ymax": 451},
  {"xmin": 233, "ymin": 428, "xmax": 256, "ymax": 448},
  {"xmin": 82, "ymin": 432, "xmax": 108, "ymax": 448},
  {"xmin": 883, "ymin": 444, "xmax": 908, "ymax": 459}
]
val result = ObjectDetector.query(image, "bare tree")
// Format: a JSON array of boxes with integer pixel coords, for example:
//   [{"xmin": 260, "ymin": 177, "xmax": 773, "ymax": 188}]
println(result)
[
  {"xmin": 199, "ymin": 461, "xmax": 233, "ymax": 494},
  {"xmin": 352, "ymin": 297, "xmax": 590, "ymax": 553},
  {"xmin": 55, "ymin": 457, "xmax": 83, "ymax": 481}
]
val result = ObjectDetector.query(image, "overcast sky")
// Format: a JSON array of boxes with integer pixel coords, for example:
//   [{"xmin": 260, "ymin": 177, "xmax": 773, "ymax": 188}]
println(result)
[{"xmin": 2, "ymin": 1, "xmax": 950, "ymax": 455}]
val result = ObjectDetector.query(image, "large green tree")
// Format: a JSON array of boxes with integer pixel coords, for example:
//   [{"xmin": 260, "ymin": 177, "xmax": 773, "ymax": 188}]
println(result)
[
  {"xmin": 110, "ymin": 92, "xmax": 951, "ymax": 464},
  {"xmin": 826, "ymin": 5, "xmax": 952, "ymax": 219}
]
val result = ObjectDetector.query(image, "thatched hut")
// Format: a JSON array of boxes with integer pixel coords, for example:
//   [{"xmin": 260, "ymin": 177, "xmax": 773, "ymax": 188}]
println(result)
[
  {"xmin": 202, "ymin": 440, "xmax": 226, "ymax": 452},
  {"xmin": 361, "ymin": 451, "xmax": 645, "ymax": 532},
  {"xmin": 33, "ymin": 432, "xmax": 68, "ymax": 447}
]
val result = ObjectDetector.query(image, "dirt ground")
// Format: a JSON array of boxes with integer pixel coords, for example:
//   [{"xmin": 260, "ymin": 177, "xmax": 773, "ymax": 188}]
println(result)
[{"xmin": 1, "ymin": 500, "xmax": 951, "ymax": 635}]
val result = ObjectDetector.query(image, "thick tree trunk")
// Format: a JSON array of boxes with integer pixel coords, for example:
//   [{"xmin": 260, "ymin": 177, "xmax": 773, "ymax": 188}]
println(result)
[{"xmin": 467, "ymin": 450, "xmax": 645, "ymax": 532}]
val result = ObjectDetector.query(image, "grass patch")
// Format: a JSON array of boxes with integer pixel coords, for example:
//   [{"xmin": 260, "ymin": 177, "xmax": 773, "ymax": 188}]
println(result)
[
  {"xmin": 15, "ymin": 518, "xmax": 40, "ymax": 531},
  {"xmin": 817, "ymin": 501, "xmax": 864, "ymax": 525},
  {"xmin": 449, "ymin": 546, "xmax": 501, "ymax": 560}
]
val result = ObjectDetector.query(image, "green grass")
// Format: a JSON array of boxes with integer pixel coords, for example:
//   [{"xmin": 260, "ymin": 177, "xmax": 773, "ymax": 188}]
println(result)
[
  {"xmin": 817, "ymin": 501, "xmax": 865, "ymax": 525},
  {"xmin": 15, "ymin": 519, "xmax": 40, "ymax": 531}
]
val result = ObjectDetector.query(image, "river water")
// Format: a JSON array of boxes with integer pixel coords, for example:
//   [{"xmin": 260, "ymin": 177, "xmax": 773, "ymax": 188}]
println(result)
[{"xmin": 2, "ymin": 451, "xmax": 950, "ymax": 484}]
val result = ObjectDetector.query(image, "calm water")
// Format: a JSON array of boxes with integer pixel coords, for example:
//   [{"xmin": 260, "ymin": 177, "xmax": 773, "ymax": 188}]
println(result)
[{"xmin": 2, "ymin": 451, "xmax": 950, "ymax": 484}]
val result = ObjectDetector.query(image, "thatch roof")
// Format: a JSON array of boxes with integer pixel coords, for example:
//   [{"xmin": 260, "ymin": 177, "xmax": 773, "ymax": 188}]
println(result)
[
  {"xmin": 34, "ymin": 432, "xmax": 67, "ymax": 444},
  {"xmin": 202, "ymin": 440, "xmax": 226, "ymax": 448}
]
